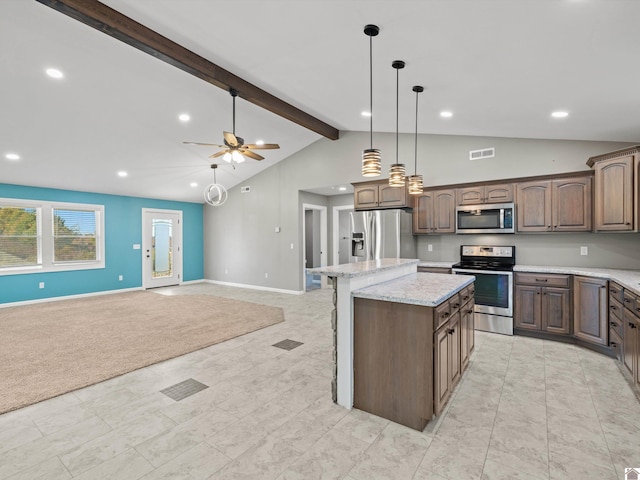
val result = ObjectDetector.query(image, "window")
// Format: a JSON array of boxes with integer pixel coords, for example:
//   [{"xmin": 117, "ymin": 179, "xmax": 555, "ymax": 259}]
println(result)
[
  {"xmin": 0, "ymin": 198, "xmax": 104, "ymax": 275},
  {"xmin": 0, "ymin": 206, "xmax": 40, "ymax": 268},
  {"xmin": 53, "ymin": 209, "xmax": 97, "ymax": 262}
]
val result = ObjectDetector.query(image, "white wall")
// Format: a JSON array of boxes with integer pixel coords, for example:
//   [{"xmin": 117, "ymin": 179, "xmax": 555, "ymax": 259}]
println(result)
[{"xmin": 203, "ymin": 130, "xmax": 635, "ymax": 291}]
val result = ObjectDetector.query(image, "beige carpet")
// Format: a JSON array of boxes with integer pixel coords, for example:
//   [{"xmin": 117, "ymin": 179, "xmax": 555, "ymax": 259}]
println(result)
[{"xmin": 0, "ymin": 291, "xmax": 285, "ymax": 414}]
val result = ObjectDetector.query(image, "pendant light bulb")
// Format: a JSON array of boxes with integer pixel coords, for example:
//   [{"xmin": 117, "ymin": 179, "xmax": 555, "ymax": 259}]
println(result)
[
  {"xmin": 389, "ymin": 60, "xmax": 406, "ymax": 187},
  {"xmin": 409, "ymin": 85, "xmax": 425, "ymax": 195},
  {"xmin": 362, "ymin": 25, "xmax": 381, "ymax": 177}
]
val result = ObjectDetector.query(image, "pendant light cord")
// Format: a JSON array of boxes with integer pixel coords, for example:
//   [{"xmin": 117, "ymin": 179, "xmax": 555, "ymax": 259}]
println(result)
[
  {"xmin": 396, "ymin": 67, "xmax": 399, "ymax": 163},
  {"xmin": 369, "ymin": 34, "xmax": 373, "ymax": 149},
  {"xmin": 414, "ymin": 88, "xmax": 419, "ymax": 174}
]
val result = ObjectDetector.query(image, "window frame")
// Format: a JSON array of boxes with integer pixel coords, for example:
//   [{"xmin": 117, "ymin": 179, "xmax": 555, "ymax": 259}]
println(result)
[{"xmin": 0, "ymin": 198, "xmax": 105, "ymax": 275}]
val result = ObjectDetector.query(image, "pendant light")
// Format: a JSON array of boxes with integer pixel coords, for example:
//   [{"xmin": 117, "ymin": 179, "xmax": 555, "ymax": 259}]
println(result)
[
  {"xmin": 204, "ymin": 164, "xmax": 228, "ymax": 206},
  {"xmin": 408, "ymin": 86, "xmax": 424, "ymax": 195},
  {"xmin": 389, "ymin": 60, "xmax": 406, "ymax": 187},
  {"xmin": 362, "ymin": 24, "xmax": 381, "ymax": 177}
]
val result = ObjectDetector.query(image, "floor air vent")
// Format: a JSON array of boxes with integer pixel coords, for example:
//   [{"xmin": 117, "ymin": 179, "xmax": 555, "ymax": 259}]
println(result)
[
  {"xmin": 272, "ymin": 339, "xmax": 304, "ymax": 350},
  {"xmin": 160, "ymin": 378, "xmax": 208, "ymax": 401},
  {"xmin": 469, "ymin": 147, "xmax": 495, "ymax": 160}
]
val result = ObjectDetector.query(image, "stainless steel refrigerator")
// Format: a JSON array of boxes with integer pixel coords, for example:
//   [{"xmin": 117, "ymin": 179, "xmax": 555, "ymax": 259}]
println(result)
[{"xmin": 350, "ymin": 209, "xmax": 416, "ymax": 262}]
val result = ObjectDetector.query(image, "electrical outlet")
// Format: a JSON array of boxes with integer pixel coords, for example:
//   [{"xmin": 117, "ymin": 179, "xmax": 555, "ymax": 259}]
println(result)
[
  {"xmin": 118, "ymin": 275, "xmax": 123, "ymax": 281},
  {"xmin": 39, "ymin": 282, "xmax": 45, "ymax": 289},
  {"xmin": 265, "ymin": 273, "xmax": 269, "ymax": 279},
  {"xmin": 224, "ymin": 268, "xmax": 228, "ymax": 274},
  {"xmin": 428, "ymin": 244, "xmax": 433, "ymax": 252},
  {"xmin": 290, "ymin": 243, "xmax": 294, "ymax": 250},
  {"xmin": 580, "ymin": 246, "xmax": 588, "ymax": 256}
]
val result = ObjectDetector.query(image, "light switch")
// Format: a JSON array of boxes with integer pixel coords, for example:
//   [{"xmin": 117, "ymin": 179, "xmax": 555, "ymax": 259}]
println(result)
[{"xmin": 133, "ymin": 244, "xmax": 141, "ymax": 250}]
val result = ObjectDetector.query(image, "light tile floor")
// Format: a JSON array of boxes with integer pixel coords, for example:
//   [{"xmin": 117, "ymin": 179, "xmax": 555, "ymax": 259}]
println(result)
[{"xmin": 1, "ymin": 283, "xmax": 639, "ymax": 479}]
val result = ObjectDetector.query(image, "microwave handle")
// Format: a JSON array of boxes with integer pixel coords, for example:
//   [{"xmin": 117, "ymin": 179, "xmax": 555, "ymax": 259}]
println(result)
[{"xmin": 499, "ymin": 208, "xmax": 504, "ymax": 229}]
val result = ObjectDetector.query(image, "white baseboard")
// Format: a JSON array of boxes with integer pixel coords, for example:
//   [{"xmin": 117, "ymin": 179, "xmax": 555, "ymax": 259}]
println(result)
[
  {"xmin": 0, "ymin": 287, "xmax": 144, "ymax": 309},
  {"xmin": 204, "ymin": 279, "xmax": 304, "ymax": 295}
]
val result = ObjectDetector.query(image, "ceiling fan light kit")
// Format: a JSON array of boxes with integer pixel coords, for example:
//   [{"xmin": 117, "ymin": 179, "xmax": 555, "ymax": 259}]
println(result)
[
  {"xmin": 409, "ymin": 85, "xmax": 425, "ymax": 195},
  {"xmin": 389, "ymin": 60, "xmax": 406, "ymax": 187},
  {"xmin": 362, "ymin": 24, "xmax": 382, "ymax": 178},
  {"xmin": 183, "ymin": 88, "xmax": 280, "ymax": 171}
]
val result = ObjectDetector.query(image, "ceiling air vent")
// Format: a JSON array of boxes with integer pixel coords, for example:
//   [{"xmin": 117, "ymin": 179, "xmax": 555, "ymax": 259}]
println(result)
[
  {"xmin": 240, "ymin": 186, "xmax": 251, "ymax": 193},
  {"xmin": 469, "ymin": 147, "xmax": 495, "ymax": 161}
]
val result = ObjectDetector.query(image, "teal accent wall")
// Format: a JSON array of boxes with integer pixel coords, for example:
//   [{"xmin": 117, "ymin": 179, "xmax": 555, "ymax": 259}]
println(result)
[{"xmin": 0, "ymin": 184, "xmax": 204, "ymax": 304}]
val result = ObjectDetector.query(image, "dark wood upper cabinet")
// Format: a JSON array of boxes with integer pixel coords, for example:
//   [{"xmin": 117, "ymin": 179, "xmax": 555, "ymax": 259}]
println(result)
[
  {"xmin": 413, "ymin": 189, "xmax": 455, "ymax": 234},
  {"xmin": 516, "ymin": 181, "xmax": 552, "ymax": 232},
  {"xmin": 593, "ymin": 155, "xmax": 634, "ymax": 231},
  {"xmin": 552, "ymin": 176, "xmax": 592, "ymax": 232},
  {"xmin": 457, "ymin": 183, "xmax": 513, "ymax": 205},
  {"xmin": 516, "ymin": 176, "xmax": 592, "ymax": 233},
  {"xmin": 353, "ymin": 180, "xmax": 408, "ymax": 210}
]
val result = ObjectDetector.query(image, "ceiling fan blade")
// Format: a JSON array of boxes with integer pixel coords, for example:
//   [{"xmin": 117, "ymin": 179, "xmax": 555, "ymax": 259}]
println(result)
[
  {"xmin": 240, "ymin": 149, "xmax": 264, "ymax": 161},
  {"xmin": 223, "ymin": 131, "xmax": 239, "ymax": 147},
  {"xmin": 183, "ymin": 142, "xmax": 226, "ymax": 147},
  {"xmin": 209, "ymin": 150, "xmax": 228, "ymax": 158},
  {"xmin": 244, "ymin": 143, "xmax": 280, "ymax": 150}
]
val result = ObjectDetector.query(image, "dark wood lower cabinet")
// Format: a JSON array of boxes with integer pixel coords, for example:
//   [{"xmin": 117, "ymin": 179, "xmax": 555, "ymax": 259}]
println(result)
[
  {"xmin": 353, "ymin": 284, "xmax": 475, "ymax": 430},
  {"xmin": 574, "ymin": 276, "xmax": 608, "ymax": 346},
  {"xmin": 515, "ymin": 274, "xmax": 571, "ymax": 335}
]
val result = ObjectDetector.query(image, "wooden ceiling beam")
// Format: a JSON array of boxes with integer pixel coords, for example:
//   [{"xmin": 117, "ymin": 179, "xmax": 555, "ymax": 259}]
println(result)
[{"xmin": 35, "ymin": 0, "xmax": 340, "ymax": 140}]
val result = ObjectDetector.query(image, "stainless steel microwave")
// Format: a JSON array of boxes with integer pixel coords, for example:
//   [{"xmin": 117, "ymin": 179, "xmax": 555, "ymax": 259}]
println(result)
[{"xmin": 456, "ymin": 203, "xmax": 515, "ymax": 234}]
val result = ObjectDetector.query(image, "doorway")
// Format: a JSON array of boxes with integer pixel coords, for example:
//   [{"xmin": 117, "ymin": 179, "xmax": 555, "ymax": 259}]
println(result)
[
  {"xmin": 142, "ymin": 209, "xmax": 183, "ymax": 289},
  {"xmin": 302, "ymin": 204, "xmax": 327, "ymax": 291},
  {"xmin": 332, "ymin": 205, "xmax": 354, "ymax": 266}
]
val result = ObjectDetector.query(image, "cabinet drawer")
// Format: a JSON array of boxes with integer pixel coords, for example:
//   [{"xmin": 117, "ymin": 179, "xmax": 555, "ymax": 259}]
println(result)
[
  {"xmin": 609, "ymin": 297, "xmax": 624, "ymax": 322},
  {"xmin": 609, "ymin": 328, "xmax": 623, "ymax": 363},
  {"xmin": 609, "ymin": 282, "xmax": 624, "ymax": 304},
  {"xmin": 609, "ymin": 314, "xmax": 624, "ymax": 339},
  {"xmin": 623, "ymin": 289, "xmax": 638, "ymax": 313},
  {"xmin": 515, "ymin": 273, "xmax": 571, "ymax": 288},
  {"xmin": 459, "ymin": 285, "xmax": 474, "ymax": 305},
  {"xmin": 449, "ymin": 293, "xmax": 462, "ymax": 313},
  {"xmin": 435, "ymin": 301, "xmax": 451, "ymax": 330}
]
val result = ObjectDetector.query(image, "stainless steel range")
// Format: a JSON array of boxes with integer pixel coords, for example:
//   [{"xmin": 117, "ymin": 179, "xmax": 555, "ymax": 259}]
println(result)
[{"xmin": 451, "ymin": 245, "xmax": 515, "ymax": 336}]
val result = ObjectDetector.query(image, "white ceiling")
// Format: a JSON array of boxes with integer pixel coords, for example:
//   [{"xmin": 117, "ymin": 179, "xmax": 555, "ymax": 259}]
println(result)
[{"xmin": 2, "ymin": 0, "xmax": 640, "ymax": 203}]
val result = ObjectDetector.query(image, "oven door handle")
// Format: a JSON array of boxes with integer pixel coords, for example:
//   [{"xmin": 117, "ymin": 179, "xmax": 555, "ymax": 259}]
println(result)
[{"xmin": 452, "ymin": 268, "xmax": 513, "ymax": 276}]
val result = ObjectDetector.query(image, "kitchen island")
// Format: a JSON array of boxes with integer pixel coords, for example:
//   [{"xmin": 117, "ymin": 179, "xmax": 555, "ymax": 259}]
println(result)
[{"xmin": 308, "ymin": 259, "xmax": 475, "ymax": 430}]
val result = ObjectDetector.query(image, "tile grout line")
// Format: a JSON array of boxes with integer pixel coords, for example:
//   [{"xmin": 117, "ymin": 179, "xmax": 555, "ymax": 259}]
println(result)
[
  {"xmin": 543, "ymin": 339, "xmax": 551, "ymax": 480},
  {"xmin": 575, "ymin": 346, "xmax": 620, "ymax": 477},
  {"xmin": 476, "ymin": 335, "xmax": 515, "ymax": 477}
]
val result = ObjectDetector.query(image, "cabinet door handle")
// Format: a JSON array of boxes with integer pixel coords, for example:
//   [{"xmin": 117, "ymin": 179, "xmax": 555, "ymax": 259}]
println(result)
[
  {"xmin": 610, "ymin": 305, "xmax": 617, "ymax": 311},
  {"xmin": 610, "ymin": 321, "xmax": 618, "ymax": 327},
  {"xmin": 624, "ymin": 298, "xmax": 631, "ymax": 304},
  {"xmin": 535, "ymin": 279, "xmax": 548, "ymax": 282},
  {"xmin": 442, "ymin": 312, "xmax": 450, "ymax": 318},
  {"xmin": 467, "ymin": 309, "xmax": 474, "ymax": 314},
  {"xmin": 453, "ymin": 303, "xmax": 460, "ymax": 309},
  {"xmin": 462, "ymin": 295, "xmax": 469, "ymax": 301},
  {"xmin": 448, "ymin": 328, "xmax": 455, "ymax": 335},
  {"xmin": 611, "ymin": 342, "xmax": 617, "ymax": 347},
  {"xmin": 630, "ymin": 323, "xmax": 637, "ymax": 329},
  {"xmin": 625, "ymin": 222, "xmax": 631, "ymax": 225}
]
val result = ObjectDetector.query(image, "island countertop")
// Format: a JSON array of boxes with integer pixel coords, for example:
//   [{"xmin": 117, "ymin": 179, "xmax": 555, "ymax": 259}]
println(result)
[
  {"xmin": 307, "ymin": 258, "xmax": 420, "ymax": 278},
  {"xmin": 352, "ymin": 272, "xmax": 475, "ymax": 307}
]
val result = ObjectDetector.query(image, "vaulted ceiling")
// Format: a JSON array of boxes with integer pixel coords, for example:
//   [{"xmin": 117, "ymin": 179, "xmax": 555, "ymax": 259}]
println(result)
[{"xmin": 2, "ymin": 0, "xmax": 640, "ymax": 202}]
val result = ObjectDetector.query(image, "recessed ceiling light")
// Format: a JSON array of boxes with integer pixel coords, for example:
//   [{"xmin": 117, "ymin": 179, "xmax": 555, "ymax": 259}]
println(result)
[
  {"xmin": 45, "ymin": 68, "xmax": 64, "ymax": 79},
  {"xmin": 255, "ymin": 140, "xmax": 265, "ymax": 146},
  {"xmin": 440, "ymin": 111, "xmax": 453, "ymax": 118},
  {"xmin": 551, "ymin": 111, "xmax": 569, "ymax": 118},
  {"xmin": 5, "ymin": 153, "xmax": 20, "ymax": 161},
  {"xmin": 190, "ymin": 182, "xmax": 198, "ymax": 187},
  {"xmin": 338, "ymin": 186, "xmax": 347, "ymax": 191},
  {"xmin": 117, "ymin": 171, "xmax": 128, "ymax": 177},
  {"xmin": 361, "ymin": 111, "xmax": 372, "ymax": 117},
  {"xmin": 178, "ymin": 113, "xmax": 190, "ymax": 122}
]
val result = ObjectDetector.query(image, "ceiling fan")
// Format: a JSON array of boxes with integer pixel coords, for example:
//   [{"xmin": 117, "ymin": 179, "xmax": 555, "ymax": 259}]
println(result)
[{"xmin": 183, "ymin": 88, "xmax": 280, "ymax": 165}]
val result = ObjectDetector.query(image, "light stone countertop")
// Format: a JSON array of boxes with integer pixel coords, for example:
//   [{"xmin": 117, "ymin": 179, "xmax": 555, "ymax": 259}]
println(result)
[
  {"xmin": 417, "ymin": 261, "xmax": 456, "ymax": 269},
  {"xmin": 515, "ymin": 265, "xmax": 640, "ymax": 296},
  {"xmin": 307, "ymin": 258, "xmax": 419, "ymax": 278},
  {"xmin": 352, "ymin": 272, "xmax": 475, "ymax": 307}
]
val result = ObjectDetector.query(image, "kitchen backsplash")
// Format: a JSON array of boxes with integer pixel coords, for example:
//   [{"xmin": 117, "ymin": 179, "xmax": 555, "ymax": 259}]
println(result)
[{"xmin": 417, "ymin": 232, "xmax": 640, "ymax": 270}]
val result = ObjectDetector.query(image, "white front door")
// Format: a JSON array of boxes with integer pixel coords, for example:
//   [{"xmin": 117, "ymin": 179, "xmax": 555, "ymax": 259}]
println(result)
[{"xmin": 142, "ymin": 209, "xmax": 182, "ymax": 289}]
